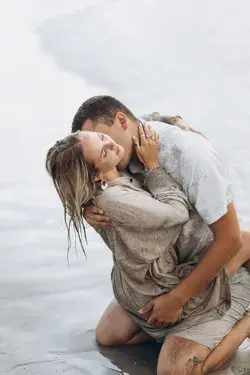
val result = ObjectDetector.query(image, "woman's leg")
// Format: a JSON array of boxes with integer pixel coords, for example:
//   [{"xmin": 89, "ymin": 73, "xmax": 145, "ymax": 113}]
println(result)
[
  {"xmin": 226, "ymin": 231, "xmax": 250, "ymax": 275},
  {"xmin": 95, "ymin": 300, "xmax": 151, "ymax": 346}
]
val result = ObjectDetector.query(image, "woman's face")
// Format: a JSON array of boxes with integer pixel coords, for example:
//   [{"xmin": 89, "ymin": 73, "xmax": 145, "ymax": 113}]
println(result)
[{"xmin": 78, "ymin": 131, "xmax": 124, "ymax": 173}]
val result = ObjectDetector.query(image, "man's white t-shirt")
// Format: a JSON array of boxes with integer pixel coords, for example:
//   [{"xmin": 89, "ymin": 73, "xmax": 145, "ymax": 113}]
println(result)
[{"xmin": 129, "ymin": 120, "xmax": 233, "ymax": 225}]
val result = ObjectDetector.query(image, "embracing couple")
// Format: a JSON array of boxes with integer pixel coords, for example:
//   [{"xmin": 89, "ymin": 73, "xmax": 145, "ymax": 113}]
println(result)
[{"xmin": 46, "ymin": 96, "xmax": 250, "ymax": 375}]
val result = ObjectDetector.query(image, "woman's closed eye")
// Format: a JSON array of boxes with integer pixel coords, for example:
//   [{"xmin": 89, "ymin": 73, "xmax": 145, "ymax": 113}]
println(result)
[
  {"xmin": 103, "ymin": 149, "xmax": 107, "ymax": 158},
  {"xmin": 99, "ymin": 133, "xmax": 105, "ymax": 141}
]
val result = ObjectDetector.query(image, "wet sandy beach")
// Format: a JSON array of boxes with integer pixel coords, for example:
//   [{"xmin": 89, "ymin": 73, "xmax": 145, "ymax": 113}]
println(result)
[{"xmin": 1, "ymin": 1, "xmax": 250, "ymax": 374}]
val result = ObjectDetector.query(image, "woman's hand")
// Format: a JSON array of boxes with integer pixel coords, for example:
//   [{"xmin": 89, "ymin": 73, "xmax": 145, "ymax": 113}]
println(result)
[
  {"xmin": 132, "ymin": 123, "xmax": 160, "ymax": 170},
  {"xmin": 171, "ymin": 117, "xmax": 207, "ymax": 138}
]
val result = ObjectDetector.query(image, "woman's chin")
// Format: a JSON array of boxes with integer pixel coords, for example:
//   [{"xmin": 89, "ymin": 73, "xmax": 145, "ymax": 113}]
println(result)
[
  {"xmin": 119, "ymin": 146, "xmax": 125, "ymax": 157},
  {"xmin": 117, "ymin": 149, "xmax": 125, "ymax": 164}
]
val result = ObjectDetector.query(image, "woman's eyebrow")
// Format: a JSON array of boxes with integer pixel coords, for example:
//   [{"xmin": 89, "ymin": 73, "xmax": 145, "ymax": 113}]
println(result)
[{"xmin": 97, "ymin": 134, "xmax": 105, "ymax": 159}]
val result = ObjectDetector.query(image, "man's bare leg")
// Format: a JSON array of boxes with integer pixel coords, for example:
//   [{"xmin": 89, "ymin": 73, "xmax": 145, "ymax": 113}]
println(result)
[
  {"xmin": 201, "ymin": 310, "xmax": 250, "ymax": 374},
  {"xmin": 157, "ymin": 336, "xmax": 210, "ymax": 375},
  {"xmin": 95, "ymin": 301, "xmax": 151, "ymax": 346},
  {"xmin": 156, "ymin": 238, "xmax": 250, "ymax": 375},
  {"xmin": 157, "ymin": 310, "xmax": 250, "ymax": 375}
]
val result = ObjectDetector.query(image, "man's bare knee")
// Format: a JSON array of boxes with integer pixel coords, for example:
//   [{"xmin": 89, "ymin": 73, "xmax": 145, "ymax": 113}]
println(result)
[{"xmin": 157, "ymin": 336, "xmax": 210, "ymax": 375}]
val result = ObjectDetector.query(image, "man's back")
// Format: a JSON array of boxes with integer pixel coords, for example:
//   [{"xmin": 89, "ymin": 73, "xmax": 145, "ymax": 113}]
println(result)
[{"xmin": 135, "ymin": 120, "xmax": 233, "ymax": 226}]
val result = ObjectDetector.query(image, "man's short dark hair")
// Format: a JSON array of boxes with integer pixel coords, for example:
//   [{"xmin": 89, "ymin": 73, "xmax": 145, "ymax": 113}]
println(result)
[{"xmin": 71, "ymin": 95, "xmax": 137, "ymax": 133}]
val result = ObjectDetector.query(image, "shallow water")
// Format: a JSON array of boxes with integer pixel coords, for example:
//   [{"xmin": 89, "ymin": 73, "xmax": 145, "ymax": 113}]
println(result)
[{"xmin": 1, "ymin": 0, "xmax": 250, "ymax": 374}]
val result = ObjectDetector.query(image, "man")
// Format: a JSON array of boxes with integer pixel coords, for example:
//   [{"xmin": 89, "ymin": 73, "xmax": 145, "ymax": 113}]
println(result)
[{"xmin": 71, "ymin": 95, "xmax": 250, "ymax": 374}]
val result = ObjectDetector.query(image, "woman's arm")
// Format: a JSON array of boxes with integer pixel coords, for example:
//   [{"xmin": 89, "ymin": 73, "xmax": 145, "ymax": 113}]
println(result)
[
  {"xmin": 98, "ymin": 123, "xmax": 189, "ymax": 229},
  {"xmin": 141, "ymin": 112, "xmax": 206, "ymax": 138},
  {"xmin": 141, "ymin": 112, "xmax": 182, "ymax": 125},
  {"xmin": 145, "ymin": 166, "xmax": 191, "ymax": 209},
  {"xmin": 97, "ymin": 171, "xmax": 190, "ymax": 230}
]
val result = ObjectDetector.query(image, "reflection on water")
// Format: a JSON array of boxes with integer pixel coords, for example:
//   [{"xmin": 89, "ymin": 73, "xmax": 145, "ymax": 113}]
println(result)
[{"xmin": 1, "ymin": 0, "xmax": 250, "ymax": 374}]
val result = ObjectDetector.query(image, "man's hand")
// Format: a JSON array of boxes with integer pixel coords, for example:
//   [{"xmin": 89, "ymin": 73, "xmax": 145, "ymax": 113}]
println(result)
[
  {"xmin": 168, "ymin": 204, "xmax": 242, "ymax": 305},
  {"xmin": 83, "ymin": 204, "xmax": 111, "ymax": 229},
  {"xmin": 139, "ymin": 292, "xmax": 183, "ymax": 326}
]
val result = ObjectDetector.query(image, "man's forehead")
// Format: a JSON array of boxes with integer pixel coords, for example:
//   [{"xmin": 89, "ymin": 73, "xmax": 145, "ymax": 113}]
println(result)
[
  {"xmin": 81, "ymin": 119, "xmax": 108, "ymax": 133},
  {"xmin": 80, "ymin": 119, "xmax": 95, "ymax": 131}
]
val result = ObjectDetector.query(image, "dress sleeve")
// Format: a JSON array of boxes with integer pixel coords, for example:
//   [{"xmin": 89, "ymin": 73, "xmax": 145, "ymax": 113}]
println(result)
[
  {"xmin": 97, "ymin": 168, "xmax": 190, "ymax": 229},
  {"xmin": 141, "ymin": 112, "xmax": 181, "ymax": 125}
]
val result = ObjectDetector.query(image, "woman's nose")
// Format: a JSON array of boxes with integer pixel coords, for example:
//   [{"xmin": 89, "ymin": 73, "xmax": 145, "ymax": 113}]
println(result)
[{"xmin": 108, "ymin": 142, "xmax": 114, "ymax": 150}]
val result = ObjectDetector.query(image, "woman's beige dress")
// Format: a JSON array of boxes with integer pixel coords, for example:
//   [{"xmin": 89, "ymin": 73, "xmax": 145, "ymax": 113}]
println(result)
[{"xmin": 95, "ymin": 167, "xmax": 231, "ymax": 342}]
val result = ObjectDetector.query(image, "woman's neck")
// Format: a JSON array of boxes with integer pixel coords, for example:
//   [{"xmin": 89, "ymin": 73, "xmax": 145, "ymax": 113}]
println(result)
[{"xmin": 102, "ymin": 168, "xmax": 120, "ymax": 181}]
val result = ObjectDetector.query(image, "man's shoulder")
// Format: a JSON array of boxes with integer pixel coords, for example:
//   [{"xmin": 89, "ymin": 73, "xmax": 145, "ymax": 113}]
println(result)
[
  {"xmin": 151, "ymin": 120, "xmax": 214, "ymax": 158},
  {"xmin": 139, "ymin": 118, "xmax": 225, "ymax": 170}
]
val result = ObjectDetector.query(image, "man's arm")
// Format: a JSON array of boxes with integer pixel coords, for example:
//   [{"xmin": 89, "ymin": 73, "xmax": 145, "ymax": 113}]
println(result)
[
  {"xmin": 140, "ymin": 204, "xmax": 242, "ymax": 325},
  {"xmin": 140, "ymin": 137, "xmax": 241, "ymax": 324},
  {"xmin": 173, "ymin": 203, "xmax": 242, "ymax": 304}
]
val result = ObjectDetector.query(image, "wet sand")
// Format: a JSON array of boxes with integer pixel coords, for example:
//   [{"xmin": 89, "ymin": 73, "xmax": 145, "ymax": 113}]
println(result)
[{"xmin": 1, "ymin": 0, "xmax": 250, "ymax": 374}]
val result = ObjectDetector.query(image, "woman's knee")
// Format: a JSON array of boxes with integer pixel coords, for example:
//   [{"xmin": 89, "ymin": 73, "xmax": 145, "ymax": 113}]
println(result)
[
  {"xmin": 95, "ymin": 324, "xmax": 136, "ymax": 346},
  {"xmin": 95, "ymin": 325, "xmax": 115, "ymax": 346},
  {"xmin": 95, "ymin": 302, "xmax": 139, "ymax": 346}
]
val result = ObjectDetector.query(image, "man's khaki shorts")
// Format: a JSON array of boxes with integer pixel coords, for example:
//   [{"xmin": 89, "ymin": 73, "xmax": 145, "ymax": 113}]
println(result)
[{"xmin": 127, "ymin": 267, "xmax": 250, "ymax": 349}]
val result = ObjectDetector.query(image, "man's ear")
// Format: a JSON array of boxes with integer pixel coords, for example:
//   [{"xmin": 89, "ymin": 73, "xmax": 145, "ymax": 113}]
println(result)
[
  {"xmin": 94, "ymin": 172, "xmax": 103, "ymax": 182},
  {"xmin": 116, "ymin": 112, "xmax": 128, "ymax": 131}
]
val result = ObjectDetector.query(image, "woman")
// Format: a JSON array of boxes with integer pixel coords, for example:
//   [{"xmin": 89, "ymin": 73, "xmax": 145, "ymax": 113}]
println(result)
[{"xmin": 46, "ymin": 124, "xmax": 250, "ymax": 373}]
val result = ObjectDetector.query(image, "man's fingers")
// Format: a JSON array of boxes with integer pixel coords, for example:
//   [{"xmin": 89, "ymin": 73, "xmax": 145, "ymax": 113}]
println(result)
[
  {"xmin": 85, "ymin": 213, "xmax": 111, "ymax": 228},
  {"xmin": 88, "ymin": 206, "xmax": 103, "ymax": 216},
  {"xmin": 88, "ymin": 214, "xmax": 110, "ymax": 223},
  {"xmin": 147, "ymin": 315, "xmax": 158, "ymax": 326},
  {"xmin": 83, "ymin": 205, "xmax": 103, "ymax": 217},
  {"xmin": 139, "ymin": 302, "xmax": 154, "ymax": 315},
  {"xmin": 87, "ymin": 219, "xmax": 112, "ymax": 229}
]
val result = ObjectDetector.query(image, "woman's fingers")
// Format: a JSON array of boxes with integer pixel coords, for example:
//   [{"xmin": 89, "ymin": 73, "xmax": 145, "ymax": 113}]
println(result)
[
  {"xmin": 148, "ymin": 125, "xmax": 157, "ymax": 140},
  {"xmin": 143, "ymin": 123, "xmax": 151, "ymax": 139},
  {"xmin": 138, "ymin": 122, "xmax": 146, "ymax": 142},
  {"xmin": 132, "ymin": 135, "xmax": 140, "ymax": 148}
]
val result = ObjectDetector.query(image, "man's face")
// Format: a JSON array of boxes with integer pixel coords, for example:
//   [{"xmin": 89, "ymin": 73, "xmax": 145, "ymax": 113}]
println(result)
[{"xmin": 81, "ymin": 113, "xmax": 134, "ymax": 170}]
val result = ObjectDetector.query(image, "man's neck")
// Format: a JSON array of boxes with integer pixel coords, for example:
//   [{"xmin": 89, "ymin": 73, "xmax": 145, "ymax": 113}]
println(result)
[
  {"xmin": 131, "ymin": 118, "xmax": 140, "ymax": 139},
  {"xmin": 127, "ymin": 118, "xmax": 141, "ymax": 162}
]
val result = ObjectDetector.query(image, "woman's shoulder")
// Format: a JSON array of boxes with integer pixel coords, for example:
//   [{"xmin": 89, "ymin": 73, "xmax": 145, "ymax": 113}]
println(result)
[
  {"xmin": 94, "ymin": 184, "xmax": 128, "ymax": 217},
  {"xmin": 95, "ymin": 176, "xmax": 147, "ymax": 212}
]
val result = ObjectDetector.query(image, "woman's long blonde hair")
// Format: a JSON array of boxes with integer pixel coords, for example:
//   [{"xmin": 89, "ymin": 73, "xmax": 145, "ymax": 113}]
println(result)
[{"xmin": 45, "ymin": 132, "xmax": 97, "ymax": 256}]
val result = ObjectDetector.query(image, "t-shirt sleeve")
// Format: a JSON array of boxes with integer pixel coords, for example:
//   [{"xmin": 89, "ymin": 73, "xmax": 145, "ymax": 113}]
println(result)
[{"xmin": 180, "ymin": 142, "xmax": 233, "ymax": 225}]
